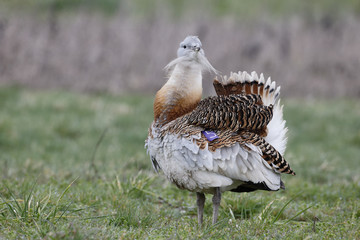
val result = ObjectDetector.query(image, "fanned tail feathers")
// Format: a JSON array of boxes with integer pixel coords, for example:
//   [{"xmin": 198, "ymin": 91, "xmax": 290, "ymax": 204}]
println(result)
[{"xmin": 213, "ymin": 71, "xmax": 280, "ymax": 106}]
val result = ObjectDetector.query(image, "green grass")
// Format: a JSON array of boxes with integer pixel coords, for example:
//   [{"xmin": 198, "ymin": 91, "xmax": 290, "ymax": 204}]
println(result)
[{"xmin": 0, "ymin": 87, "xmax": 359, "ymax": 239}]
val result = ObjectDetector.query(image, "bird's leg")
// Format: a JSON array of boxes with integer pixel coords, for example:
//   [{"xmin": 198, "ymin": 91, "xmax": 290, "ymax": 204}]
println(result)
[
  {"xmin": 196, "ymin": 192, "xmax": 205, "ymax": 226},
  {"xmin": 212, "ymin": 187, "xmax": 221, "ymax": 224}
]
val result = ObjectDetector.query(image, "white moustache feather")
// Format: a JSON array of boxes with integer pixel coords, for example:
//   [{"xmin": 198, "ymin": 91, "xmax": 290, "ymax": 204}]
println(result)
[{"xmin": 164, "ymin": 53, "xmax": 219, "ymax": 75}]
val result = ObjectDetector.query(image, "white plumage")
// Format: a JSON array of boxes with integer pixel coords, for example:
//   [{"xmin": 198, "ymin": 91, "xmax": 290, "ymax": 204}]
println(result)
[{"xmin": 147, "ymin": 126, "xmax": 282, "ymax": 192}]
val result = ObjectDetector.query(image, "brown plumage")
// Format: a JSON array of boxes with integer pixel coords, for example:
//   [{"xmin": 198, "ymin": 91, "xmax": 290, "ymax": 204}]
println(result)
[{"xmin": 186, "ymin": 94, "xmax": 272, "ymax": 136}]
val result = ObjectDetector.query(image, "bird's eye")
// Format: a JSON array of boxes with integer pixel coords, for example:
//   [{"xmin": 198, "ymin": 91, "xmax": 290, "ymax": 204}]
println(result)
[{"xmin": 183, "ymin": 45, "xmax": 186, "ymax": 49}]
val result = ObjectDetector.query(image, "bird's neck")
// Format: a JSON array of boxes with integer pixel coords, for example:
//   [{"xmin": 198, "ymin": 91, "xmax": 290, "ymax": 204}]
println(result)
[{"xmin": 154, "ymin": 62, "xmax": 203, "ymax": 125}]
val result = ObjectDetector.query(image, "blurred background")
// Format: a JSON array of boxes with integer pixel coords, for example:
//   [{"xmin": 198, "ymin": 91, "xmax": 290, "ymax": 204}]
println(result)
[{"xmin": 1, "ymin": 0, "xmax": 360, "ymax": 98}]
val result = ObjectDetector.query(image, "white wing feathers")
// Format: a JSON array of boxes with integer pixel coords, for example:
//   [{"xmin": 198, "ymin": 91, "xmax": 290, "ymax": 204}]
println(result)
[{"xmin": 149, "ymin": 129, "xmax": 282, "ymax": 192}]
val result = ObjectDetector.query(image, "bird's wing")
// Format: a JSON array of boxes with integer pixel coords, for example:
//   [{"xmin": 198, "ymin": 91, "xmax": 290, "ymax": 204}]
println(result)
[
  {"xmin": 186, "ymin": 94, "xmax": 272, "ymax": 136},
  {"xmin": 181, "ymin": 70, "xmax": 295, "ymax": 175},
  {"xmin": 237, "ymin": 131, "xmax": 295, "ymax": 175},
  {"xmin": 157, "ymin": 125, "xmax": 284, "ymax": 191},
  {"xmin": 160, "ymin": 119, "xmax": 295, "ymax": 175}
]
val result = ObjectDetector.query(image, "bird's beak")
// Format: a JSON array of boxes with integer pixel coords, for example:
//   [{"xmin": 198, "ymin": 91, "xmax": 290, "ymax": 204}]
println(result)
[{"xmin": 192, "ymin": 46, "xmax": 201, "ymax": 52}]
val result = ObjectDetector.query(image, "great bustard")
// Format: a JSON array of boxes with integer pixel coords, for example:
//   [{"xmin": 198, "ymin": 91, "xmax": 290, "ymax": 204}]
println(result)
[{"xmin": 145, "ymin": 36, "xmax": 295, "ymax": 225}]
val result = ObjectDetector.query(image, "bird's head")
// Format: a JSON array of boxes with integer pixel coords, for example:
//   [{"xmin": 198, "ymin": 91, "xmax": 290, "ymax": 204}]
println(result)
[
  {"xmin": 177, "ymin": 36, "xmax": 204, "ymax": 58},
  {"xmin": 165, "ymin": 35, "xmax": 218, "ymax": 75}
]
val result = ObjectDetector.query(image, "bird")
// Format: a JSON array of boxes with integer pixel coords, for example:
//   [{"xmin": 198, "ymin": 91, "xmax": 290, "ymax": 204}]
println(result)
[{"xmin": 145, "ymin": 35, "xmax": 295, "ymax": 225}]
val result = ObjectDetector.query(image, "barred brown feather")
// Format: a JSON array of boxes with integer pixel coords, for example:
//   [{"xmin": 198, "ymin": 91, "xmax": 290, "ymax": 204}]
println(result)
[
  {"xmin": 213, "ymin": 79, "xmax": 247, "ymax": 96},
  {"xmin": 213, "ymin": 78, "xmax": 262, "ymax": 97},
  {"xmin": 186, "ymin": 94, "xmax": 273, "ymax": 134},
  {"xmin": 240, "ymin": 132, "xmax": 295, "ymax": 175}
]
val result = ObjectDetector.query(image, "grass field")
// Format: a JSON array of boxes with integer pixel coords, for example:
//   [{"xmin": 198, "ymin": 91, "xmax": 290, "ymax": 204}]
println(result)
[{"xmin": 0, "ymin": 87, "xmax": 359, "ymax": 239}]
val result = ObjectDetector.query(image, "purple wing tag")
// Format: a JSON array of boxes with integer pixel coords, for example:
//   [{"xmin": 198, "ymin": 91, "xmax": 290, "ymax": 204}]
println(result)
[{"xmin": 202, "ymin": 131, "xmax": 219, "ymax": 141}]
